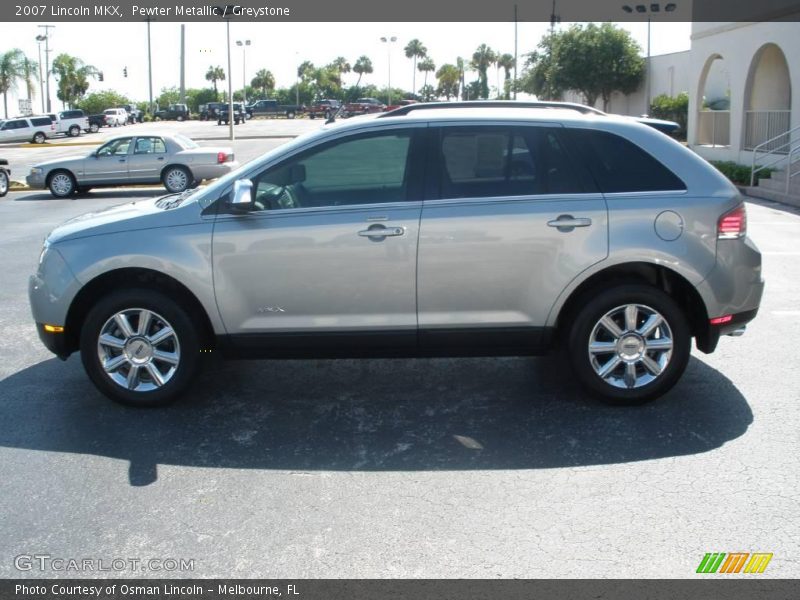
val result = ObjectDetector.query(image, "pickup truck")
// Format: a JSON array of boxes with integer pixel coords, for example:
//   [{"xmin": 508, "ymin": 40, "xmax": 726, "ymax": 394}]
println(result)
[
  {"xmin": 247, "ymin": 99, "xmax": 301, "ymax": 119},
  {"xmin": 343, "ymin": 97, "xmax": 385, "ymax": 117},
  {"xmin": 50, "ymin": 109, "xmax": 90, "ymax": 137},
  {"xmin": 86, "ymin": 114, "xmax": 107, "ymax": 132},
  {"xmin": 217, "ymin": 102, "xmax": 246, "ymax": 125},
  {"xmin": 122, "ymin": 104, "xmax": 144, "ymax": 124},
  {"xmin": 307, "ymin": 99, "xmax": 341, "ymax": 120},
  {"xmin": 153, "ymin": 103, "xmax": 190, "ymax": 121}
]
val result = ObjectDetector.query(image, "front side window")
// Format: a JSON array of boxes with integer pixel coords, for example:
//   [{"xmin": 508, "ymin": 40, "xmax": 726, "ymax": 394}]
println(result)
[
  {"xmin": 437, "ymin": 126, "xmax": 588, "ymax": 199},
  {"xmin": 97, "ymin": 137, "xmax": 132, "ymax": 157},
  {"xmin": 250, "ymin": 131, "xmax": 413, "ymax": 211}
]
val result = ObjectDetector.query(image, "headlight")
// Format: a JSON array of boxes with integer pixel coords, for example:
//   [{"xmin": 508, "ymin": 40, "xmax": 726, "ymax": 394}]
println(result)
[{"xmin": 30, "ymin": 167, "xmax": 43, "ymax": 176}]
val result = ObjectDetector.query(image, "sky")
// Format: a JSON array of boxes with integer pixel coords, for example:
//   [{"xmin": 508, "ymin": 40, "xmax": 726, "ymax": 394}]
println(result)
[{"xmin": 0, "ymin": 21, "xmax": 692, "ymax": 111}]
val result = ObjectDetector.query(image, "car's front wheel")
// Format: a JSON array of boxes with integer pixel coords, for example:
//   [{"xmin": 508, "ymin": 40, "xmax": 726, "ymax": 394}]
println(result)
[
  {"xmin": 0, "ymin": 170, "xmax": 8, "ymax": 197},
  {"xmin": 567, "ymin": 284, "xmax": 690, "ymax": 405},
  {"xmin": 162, "ymin": 165, "xmax": 191, "ymax": 193},
  {"xmin": 80, "ymin": 289, "xmax": 201, "ymax": 407},
  {"xmin": 48, "ymin": 170, "xmax": 76, "ymax": 198}
]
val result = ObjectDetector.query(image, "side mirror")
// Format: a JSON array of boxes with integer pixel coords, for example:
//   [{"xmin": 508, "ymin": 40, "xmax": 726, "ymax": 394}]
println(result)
[{"xmin": 229, "ymin": 179, "xmax": 254, "ymax": 211}]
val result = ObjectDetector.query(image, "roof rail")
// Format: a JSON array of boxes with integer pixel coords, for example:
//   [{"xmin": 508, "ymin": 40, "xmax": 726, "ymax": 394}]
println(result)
[{"xmin": 378, "ymin": 100, "xmax": 606, "ymax": 118}]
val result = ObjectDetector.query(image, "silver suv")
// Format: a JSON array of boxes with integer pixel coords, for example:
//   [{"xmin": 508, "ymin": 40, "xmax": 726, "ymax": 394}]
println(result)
[{"xmin": 29, "ymin": 103, "xmax": 764, "ymax": 407}]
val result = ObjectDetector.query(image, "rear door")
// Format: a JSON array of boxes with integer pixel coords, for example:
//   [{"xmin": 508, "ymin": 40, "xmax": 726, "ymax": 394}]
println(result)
[
  {"xmin": 417, "ymin": 122, "xmax": 609, "ymax": 352},
  {"xmin": 128, "ymin": 136, "xmax": 168, "ymax": 183}
]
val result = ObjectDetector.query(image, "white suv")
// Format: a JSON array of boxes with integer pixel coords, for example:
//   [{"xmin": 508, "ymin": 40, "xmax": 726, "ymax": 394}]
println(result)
[
  {"xmin": 0, "ymin": 116, "xmax": 55, "ymax": 144},
  {"xmin": 103, "ymin": 108, "xmax": 128, "ymax": 127}
]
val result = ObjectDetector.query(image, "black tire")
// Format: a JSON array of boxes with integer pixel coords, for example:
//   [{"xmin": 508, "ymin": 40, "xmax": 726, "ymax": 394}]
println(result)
[
  {"xmin": 309, "ymin": 113, "xmax": 316, "ymax": 120},
  {"xmin": 89, "ymin": 123, "xmax": 100, "ymax": 133},
  {"xmin": 47, "ymin": 170, "xmax": 76, "ymax": 198},
  {"xmin": 177, "ymin": 115, "xmax": 184, "ymax": 122},
  {"xmin": 68, "ymin": 125, "xmax": 81, "ymax": 137},
  {"xmin": 324, "ymin": 110, "xmax": 331, "ymax": 120},
  {"xmin": 162, "ymin": 165, "xmax": 191, "ymax": 193},
  {"xmin": 33, "ymin": 132, "xmax": 46, "ymax": 144},
  {"xmin": 567, "ymin": 284, "xmax": 691, "ymax": 405},
  {"xmin": 287, "ymin": 111, "xmax": 296, "ymax": 119},
  {"xmin": 79, "ymin": 288, "xmax": 201, "ymax": 407},
  {"xmin": 0, "ymin": 170, "xmax": 8, "ymax": 197}
]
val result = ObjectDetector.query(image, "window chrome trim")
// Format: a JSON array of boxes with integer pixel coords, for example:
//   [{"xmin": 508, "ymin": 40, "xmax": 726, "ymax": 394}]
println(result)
[{"xmin": 214, "ymin": 200, "xmax": 424, "ymax": 221}]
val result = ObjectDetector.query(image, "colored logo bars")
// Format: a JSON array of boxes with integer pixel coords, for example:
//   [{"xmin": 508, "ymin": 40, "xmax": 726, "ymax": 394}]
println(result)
[{"xmin": 696, "ymin": 552, "xmax": 773, "ymax": 574}]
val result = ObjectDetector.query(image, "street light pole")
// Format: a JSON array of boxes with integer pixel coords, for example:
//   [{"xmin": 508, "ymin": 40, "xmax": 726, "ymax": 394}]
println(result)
[
  {"xmin": 380, "ymin": 36, "xmax": 396, "ymax": 106},
  {"xmin": 146, "ymin": 18, "xmax": 154, "ymax": 114},
  {"xmin": 226, "ymin": 20, "xmax": 234, "ymax": 141},
  {"xmin": 37, "ymin": 26, "xmax": 54, "ymax": 113},
  {"xmin": 236, "ymin": 39, "xmax": 250, "ymax": 104},
  {"xmin": 35, "ymin": 37, "xmax": 45, "ymax": 113}
]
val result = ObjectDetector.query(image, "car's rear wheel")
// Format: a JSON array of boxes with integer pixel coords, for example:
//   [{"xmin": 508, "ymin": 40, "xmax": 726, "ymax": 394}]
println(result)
[
  {"xmin": 89, "ymin": 123, "xmax": 100, "ymax": 133},
  {"xmin": 162, "ymin": 166, "xmax": 191, "ymax": 193},
  {"xmin": 324, "ymin": 110, "xmax": 331, "ymax": 120},
  {"xmin": 68, "ymin": 125, "xmax": 80, "ymax": 137},
  {"xmin": 80, "ymin": 289, "xmax": 201, "ymax": 407},
  {"xmin": 0, "ymin": 170, "xmax": 8, "ymax": 197},
  {"xmin": 567, "ymin": 284, "xmax": 690, "ymax": 405},
  {"xmin": 177, "ymin": 115, "xmax": 184, "ymax": 122},
  {"xmin": 48, "ymin": 170, "xmax": 76, "ymax": 198},
  {"xmin": 287, "ymin": 111, "xmax": 296, "ymax": 119},
  {"xmin": 33, "ymin": 132, "xmax": 46, "ymax": 144}
]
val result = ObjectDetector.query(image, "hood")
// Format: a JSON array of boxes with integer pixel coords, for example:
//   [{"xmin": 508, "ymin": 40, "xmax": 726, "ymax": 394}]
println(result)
[
  {"xmin": 36, "ymin": 153, "xmax": 91, "ymax": 171},
  {"xmin": 47, "ymin": 194, "xmax": 199, "ymax": 245}
]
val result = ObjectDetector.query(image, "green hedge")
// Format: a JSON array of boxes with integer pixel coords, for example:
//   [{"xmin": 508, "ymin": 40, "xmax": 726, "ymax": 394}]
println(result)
[
  {"xmin": 710, "ymin": 161, "xmax": 772, "ymax": 186},
  {"xmin": 650, "ymin": 92, "xmax": 688, "ymax": 140}
]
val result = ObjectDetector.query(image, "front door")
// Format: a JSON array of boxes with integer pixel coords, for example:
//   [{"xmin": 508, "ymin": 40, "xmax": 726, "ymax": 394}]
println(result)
[
  {"xmin": 212, "ymin": 127, "xmax": 426, "ymax": 355},
  {"xmin": 84, "ymin": 137, "xmax": 132, "ymax": 184}
]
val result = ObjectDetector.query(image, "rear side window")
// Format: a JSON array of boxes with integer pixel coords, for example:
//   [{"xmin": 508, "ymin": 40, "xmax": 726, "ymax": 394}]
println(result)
[
  {"xmin": 31, "ymin": 117, "xmax": 51, "ymax": 126},
  {"xmin": 60, "ymin": 110, "xmax": 84, "ymax": 119},
  {"xmin": 566, "ymin": 129, "xmax": 686, "ymax": 193},
  {"xmin": 437, "ymin": 126, "xmax": 590, "ymax": 199}
]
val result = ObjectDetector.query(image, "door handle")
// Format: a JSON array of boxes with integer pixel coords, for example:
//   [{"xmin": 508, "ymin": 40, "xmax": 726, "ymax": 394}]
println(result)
[
  {"xmin": 157, "ymin": 157, "xmax": 164, "ymax": 161},
  {"xmin": 118, "ymin": 159, "xmax": 126, "ymax": 163},
  {"xmin": 358, "ymin": 226, "xmax": 405, "ymax": 238},
  {"xmin": 547, "ymin": 215, "xmax": 592, "ymax": 231}
]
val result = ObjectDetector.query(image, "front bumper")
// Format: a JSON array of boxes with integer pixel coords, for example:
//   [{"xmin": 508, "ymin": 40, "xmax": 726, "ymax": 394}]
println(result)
[
  {"xmin": 35, "ymin": 322, "xmax": 71, "ymax": 359},
  {"xmin": 26, "ymin": 172, "xmax": 46, "ymax": 189}
]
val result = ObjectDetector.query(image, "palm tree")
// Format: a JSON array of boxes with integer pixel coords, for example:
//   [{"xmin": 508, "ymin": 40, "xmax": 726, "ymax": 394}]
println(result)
[
  {"xmin": 0, "ymin": 49, "xmax": 25, "ymax": 118},
  {"xmin": 21, "ymin": 56, "xmax": 38, "ymax": 102},
  {"xmin": 496, "ymin": 53, "xmax": 515, "ymax": 100},
  {"xmin": 471, "ymin": 44, "xmax": 497, "ymax": 99},
  {"xmin": 331, "ymin": 56, "xmax": 351, "ymax": 83},
  {"xmin": 352, "ymin": 55, "xmax": 373, "ymax": 89},
  {"xmin": 456, "ymin": 56, "xmax": 467, "ymax": 100},
  {"xmin": 205, "ymin": 66, "xmax": 226, "ymax": 100},
  {"xmin": 404, "ymin": 39, "xmax": 427, "ymax": 95},
  {"xmin": 51, "ymin": 53, "xmax": 98, "ymax": 109},
  {"xmin": 417, "ymin": 57, "xmax": 436, "ymax": 91},
  {"xmin": 297, "ymin": 61, "xmax": 316, "ymax": 82},
  {"xmin": 435, "ymin": 64, "xmax": 460, "ymax": 100},
  {"xmin": 250, "ymin": 69, "xmax": 275, "ymax": 98}
]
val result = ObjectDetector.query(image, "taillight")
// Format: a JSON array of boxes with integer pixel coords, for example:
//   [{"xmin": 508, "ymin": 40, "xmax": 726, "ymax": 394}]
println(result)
[
  {"xmin": 718, "ymin": 203, "xmax": 747, "ymax": 239},
  {"xmin": 217, "ymin": 151, "xmax": 232, "ymax": 163}
]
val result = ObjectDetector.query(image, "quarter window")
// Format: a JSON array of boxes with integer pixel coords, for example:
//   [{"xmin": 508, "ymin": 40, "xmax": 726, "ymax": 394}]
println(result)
[{"xmin": 250, "ymin": 131, "xmax": 414, "ymax": 211}]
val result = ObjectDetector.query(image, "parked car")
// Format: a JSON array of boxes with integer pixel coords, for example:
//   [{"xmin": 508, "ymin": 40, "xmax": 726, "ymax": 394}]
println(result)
[
  {"xmin": 198, "ymin": 102, "xmax": 227, "ymax": 121},
  {"xmin": 153, "ymin": 104, "xmax": 190, "ymax": 121},
  {"xmin": 0, "ymin": 116, "xmax": 55, "ymax": 144},
  {"xmin": 28, "ymin": 103, "xmax": 764, "ymax": 407},
  {"xmin": 307, "ymin": 99, "xmax": 341, "ymax": 120},
  {"xmin": 217, "ymin": 103, "xmax": 246, "ymax": 125},
  {"xmin": 52, "ymin": 109, "xmax": 90, "ymax": 137},
  {"xmin": 123, "ymin": 104, "xmax": 144, "ymax": 124},
  {"xmin": 246, "ymin": 99, "xmax": 301, "ymax": 119},
  {"xmin": 343, "ymin": 97, "xmax": 386, "ymax": 116},
  {"xmin": 383, "ymin": 99, "xmax": 417, "ymax": 112},
  {"xmin": 103, "ymin": 108, "xmax": 128, "ymax": 127},
  {"xmin": 86, "ymin": 114, "xmax": 107, "ymax": 133},
  {"xmin": 26, "ymin": 133, "xmax": 237, "ymax": 197},
  {"xmin": 0, "ymin": 158, "xmax": 10, "ymax": 197}
]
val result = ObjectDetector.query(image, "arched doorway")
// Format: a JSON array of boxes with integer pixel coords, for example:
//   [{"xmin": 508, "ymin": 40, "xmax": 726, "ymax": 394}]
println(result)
[
  {"xmin": 696, "ymin": 54, "xmax": 731, "ymax": 147},
  {"xmin": 743, "ymin": 43, "xmax": 792, "ymax": 151}
]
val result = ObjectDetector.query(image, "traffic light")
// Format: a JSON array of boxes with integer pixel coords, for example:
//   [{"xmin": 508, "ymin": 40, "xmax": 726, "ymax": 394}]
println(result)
[
  {"xmin": 123, "ymin": 67, "xmax": 128, "ymax": 77},
  {"xmin": 98, "ymin": 71, "xmax": 104, "ymax": 81}
]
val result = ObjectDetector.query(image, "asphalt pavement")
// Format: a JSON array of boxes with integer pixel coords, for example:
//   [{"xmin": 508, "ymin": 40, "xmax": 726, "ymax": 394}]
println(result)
[{"xmin": 0, "ymin": 180, "xmax": 798, "ymax": 578}]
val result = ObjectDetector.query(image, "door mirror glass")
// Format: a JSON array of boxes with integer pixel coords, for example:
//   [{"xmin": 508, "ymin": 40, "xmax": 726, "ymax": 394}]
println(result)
[{"xmin": 229, "ymin": 179, "xmax": 254, "ymax": 211}]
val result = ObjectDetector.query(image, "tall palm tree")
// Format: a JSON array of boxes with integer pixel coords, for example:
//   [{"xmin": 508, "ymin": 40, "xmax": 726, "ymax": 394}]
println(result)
[
  {"xmin": 250, "ymin": 69, "xmax": 275, "ymax": 98},
  {"xmin": 352, "ymin": 56, "xmax": 373, "ymax": 89},
  {"xmin": 331, "ymin": 56, "xmax": 351, "ymax": 83},
  {"xmin": 21, "ymin": 56, "xmax": 38, "ymax": 102},
  {"xmin": 297, "ymin": 61, "xmax": 316, "ymax": 82},
  {"xmin": 496, "ymin": 53, "xmax": 515, "ymax": 100},
  {"xmin": 0, "ymin": 49, "xmax": 25, "ymax": 118},
  {"xmin": 456, "ymin": 56, "xmax": 467, "ymax": 100},
  {"xmin": 404, "ymin": 39, "xmax": 427, "ymax": 95},
  {"xmin": 51, "ymin": 53, "xmax": 98, "ymax": 109},
  {"xmin": 205, "ymin": 66, "xmax": 226, "ymax": 100},
  {"xmin": 417, "ymin": 57, "xmax": 436, "ymax": 91},
  {"xmin": 471, "ymin": 44, "xmax": 497, "ymax": 100}
]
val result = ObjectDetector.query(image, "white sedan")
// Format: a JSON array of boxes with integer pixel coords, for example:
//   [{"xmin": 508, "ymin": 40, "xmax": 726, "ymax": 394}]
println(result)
[{"xmin": 26, "ymin": 133, "xmax": 238, "ymax": 198}]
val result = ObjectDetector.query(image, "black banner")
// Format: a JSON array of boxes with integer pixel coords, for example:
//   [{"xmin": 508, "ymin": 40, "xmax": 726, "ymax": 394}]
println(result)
[{"xmin": 2, "ymin": 0, "xmax": 800, "ymax": 22}]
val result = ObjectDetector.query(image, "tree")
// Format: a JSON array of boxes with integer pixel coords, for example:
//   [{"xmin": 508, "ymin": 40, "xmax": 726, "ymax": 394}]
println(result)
[
  {"xmin": 297, "ymin": 61, "xmax": 316, "ymax": 82},
  {"xmin": 417, "ymin": 57, "xmax": 436, "ymax": 91},
  {"xmin": 471, "ymin": 44, "xmax": 497, "ymax": 99},
  {"xmin": 51, "ymin": 53, "xmax": 98, "ymax": 109},
  {"xmin": 418, "ymin": 84, "xmax": 436, "ymax": 102},
  {"xmin": 352, "ymin": 55, "xmax": 373, "ymax": 89},
  {"xmin": 456, "ymin": 56, "xmax": 467, "ymax": 100},
  {"xmin": 77, "ymin": 90, "xmax": 131, "ymax": 115},
  {"xmin": 436, "ymin": 63, "xmax": 460, "ymax": 100},
  {"xmin": 205, "ymin": 66, "xmax": 226, "ymax": 100},
  {"xmin": 518, "ymin": 34, "xmax": 561, "ymax": 101},
  {"xmin": 404, "ymin": 39, "xmax": 427, "ymax": 95},
  {"xmin": 331, "ymin": 56, "xmax": 351, "ymax": 83},
  {"xmin": 157, "ymin": 86, "xmax": 181, "ymax": 108},
  {"xmin": 496, "ymin": 53, "xmax": 515, "ymax": 100},
  {"xmin": 251, "ymin": 69, "xmax": 275, "ymax": 98},
  {"xmin": 0, "ymin": 49, "xmax": 25, "ymax": 118},
  {"xmin": 522, "ymin": 23, "xmax": 644, "ymax": 110},
  {"xmin": 186, "ymin": 87, "xmax": 218, "ymax": 112},
  {"xmin": 21, "ymin": 56, "xmax": 37, "ymax": 102}
]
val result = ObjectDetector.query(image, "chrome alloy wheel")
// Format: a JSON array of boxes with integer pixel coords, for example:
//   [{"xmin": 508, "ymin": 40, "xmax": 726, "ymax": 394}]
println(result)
[
  {"xmin": 164, "ymin": 168, "xmax": 188, "ymax": 192},
  {"xmin": 50, "ymin": 173, "xmax": 73, "ymax": 196},
  {"xmin": 97, "ymin": 308, "xmax": 181, "ymax": 392},
  {"xmin": 587, "ymin": 303, "xmax": 673, "ymax": 390}
]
